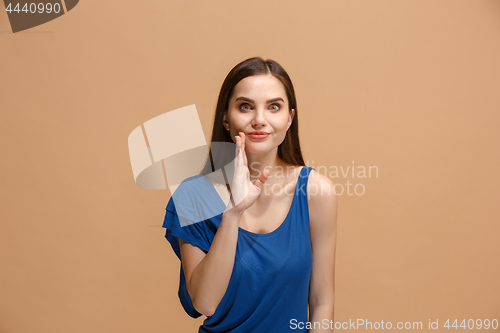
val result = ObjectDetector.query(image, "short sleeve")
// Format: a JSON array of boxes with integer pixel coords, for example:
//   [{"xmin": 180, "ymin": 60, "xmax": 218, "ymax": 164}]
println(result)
[
  {"xmin": 163, "ymin": 197, "xmax": 212, "ymax": 259},
  {"xmin": 162, "ymin": 177, "xmax": 224, "ymax": 318}
]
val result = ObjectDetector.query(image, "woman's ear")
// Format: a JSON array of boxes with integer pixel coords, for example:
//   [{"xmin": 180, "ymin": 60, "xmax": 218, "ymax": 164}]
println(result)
[
  {"xmin": 223, "ymin": 113, "xmax": 230, "ymax": 131},
  {"xmin": 287, "ymin": 109, "xmax": 295, "ymax": 130}
]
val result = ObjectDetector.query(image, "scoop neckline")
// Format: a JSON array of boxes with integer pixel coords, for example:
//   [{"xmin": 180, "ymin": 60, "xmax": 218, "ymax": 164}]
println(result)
[{"xmin": 206, "ymin": 166, "xmax": 306, "ymax": 237}]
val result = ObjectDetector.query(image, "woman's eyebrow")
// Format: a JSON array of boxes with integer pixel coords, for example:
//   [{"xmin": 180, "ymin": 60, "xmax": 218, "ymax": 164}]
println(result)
[{"xmin": 235, "ymin": 96, "xmax": 284, "ymax": 103}]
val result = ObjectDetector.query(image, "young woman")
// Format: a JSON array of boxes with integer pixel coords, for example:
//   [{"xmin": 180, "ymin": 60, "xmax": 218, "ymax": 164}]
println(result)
[{"xmin": 163, "ymin": 57, "xmax": 337, "ymax": 332}]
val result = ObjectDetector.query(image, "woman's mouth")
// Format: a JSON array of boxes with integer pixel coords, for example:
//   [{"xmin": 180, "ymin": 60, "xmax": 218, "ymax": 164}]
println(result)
[{"xmin": 247, "ymin": 131, "xmax": 270, "ymax": 140}]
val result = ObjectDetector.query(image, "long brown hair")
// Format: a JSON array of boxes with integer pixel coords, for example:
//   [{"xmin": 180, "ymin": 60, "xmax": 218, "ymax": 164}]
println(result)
[{"xmin": 201, "ymin": 57, "xmax": 305, "ymax": 175}]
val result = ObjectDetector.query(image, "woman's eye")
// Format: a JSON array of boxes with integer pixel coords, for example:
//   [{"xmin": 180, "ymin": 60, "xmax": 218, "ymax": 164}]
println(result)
[
  {"xmin": 270, "ymin": 104, "xmax": 280, "ymax": 111},
  {"xmin": 239, "ymin": 103, "xmax": 251, "ymax": 111}
]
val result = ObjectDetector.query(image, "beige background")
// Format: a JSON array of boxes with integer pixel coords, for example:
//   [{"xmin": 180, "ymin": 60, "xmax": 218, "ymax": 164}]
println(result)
[{"xmin": 1, "ymin": 1, "xmax": 499, "ymax": 332}]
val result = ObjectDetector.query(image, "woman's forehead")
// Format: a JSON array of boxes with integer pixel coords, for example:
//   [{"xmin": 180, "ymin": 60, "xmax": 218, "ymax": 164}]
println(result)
[{"xmin": 232, "ymin": 74, "xmax": 287, "ymax": 100}]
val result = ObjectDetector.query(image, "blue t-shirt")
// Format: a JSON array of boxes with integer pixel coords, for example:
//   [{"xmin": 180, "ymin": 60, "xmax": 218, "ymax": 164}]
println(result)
[{"xmin": 162, "ymin": 166, "xmax": 314, "ymax": 332}]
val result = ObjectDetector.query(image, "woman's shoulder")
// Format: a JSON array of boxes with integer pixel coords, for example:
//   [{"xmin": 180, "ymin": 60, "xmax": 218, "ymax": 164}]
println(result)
[
  {"xmin": 166, "ymin": 174, "xmax": 205, "ymax": 208},
  {"xmin": 166, "ymin": 173, "xmax": 226, "ymax": 224},
  {"xmin": 306, "ymin": 169, "xmax": 338, "ymax": 233},
  {"xmin": 306, "ymin": 169, "xmax": 337, "ymax": 203}
]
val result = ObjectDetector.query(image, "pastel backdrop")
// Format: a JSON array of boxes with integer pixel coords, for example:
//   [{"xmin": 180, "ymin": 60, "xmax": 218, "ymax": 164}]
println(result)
[{"xmin": 1, "ymin": 1, "xmax": 499, "ymax": 332}]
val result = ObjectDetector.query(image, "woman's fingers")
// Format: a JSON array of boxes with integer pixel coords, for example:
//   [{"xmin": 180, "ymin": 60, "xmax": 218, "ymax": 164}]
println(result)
[
  {"xmin": 239, "ymin": 132, "xmax": 248, "ymax": 167},
  {"xmin": 240, "ymin": 132, "xmax": 245, "ymax": 153},
  {"xmin": 234, "ymin": 133, "xmax": 246, "ymax": 178},
  {"xmin": 229, "ymin": 133, "xmax": 271, "ymax": 211},
  {"xmin": 234, "ymin": 135, "xmax": 239, "ymax": 166},
  {"xmin": 253, "ymin": 168, "xmax": 270, "ymax": 191}
]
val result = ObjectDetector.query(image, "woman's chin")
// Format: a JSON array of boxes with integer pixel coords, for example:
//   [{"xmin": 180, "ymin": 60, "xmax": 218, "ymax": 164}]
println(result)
[{"xmin": 245, "ymin": 146, "xmax": 274, "ymax": 156}]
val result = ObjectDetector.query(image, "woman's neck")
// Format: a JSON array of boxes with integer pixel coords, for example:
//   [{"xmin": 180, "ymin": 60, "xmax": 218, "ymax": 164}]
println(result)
[{"xmin": 245, "ymin": 147, "xmax": 290, "ymax": 183}]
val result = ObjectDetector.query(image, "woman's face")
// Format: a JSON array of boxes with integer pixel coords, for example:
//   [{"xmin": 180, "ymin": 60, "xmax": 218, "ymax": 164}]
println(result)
[{"xmin": 224, "ymin": 74, "xmax": 295, "ymax": 156}]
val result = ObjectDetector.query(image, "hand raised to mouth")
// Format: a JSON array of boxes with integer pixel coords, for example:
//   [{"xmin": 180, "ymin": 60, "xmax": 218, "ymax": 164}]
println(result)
[{"xmin": 227, "ymin": 132, "xmax": 269, "ymax": 214}]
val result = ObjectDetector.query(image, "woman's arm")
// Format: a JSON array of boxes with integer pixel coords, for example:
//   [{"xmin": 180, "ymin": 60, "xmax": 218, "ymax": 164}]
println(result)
[
  {"xmin": 307, "ymin": 170, "xmax": 338, "ymax": 332},
  {"xmin": 179, "ymin": 133, "xmax": 268, "ymax": 317},
  {"xmin": 179, "ymin": 208, "xmax": 242, "ymax": 316}
]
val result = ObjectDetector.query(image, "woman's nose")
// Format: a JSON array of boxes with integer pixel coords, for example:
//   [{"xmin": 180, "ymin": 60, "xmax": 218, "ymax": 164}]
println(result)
[{"xmin": 251, "ymin": 109, "xmax": 267, "ymax": 127}]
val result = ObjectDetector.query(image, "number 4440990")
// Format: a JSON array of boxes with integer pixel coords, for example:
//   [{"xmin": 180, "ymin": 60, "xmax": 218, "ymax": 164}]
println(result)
[
  {"xmin": 5, "ymin": 3, "xmax": 62, "ymax": 14},
  {"xmin": 444, "ymin": 319, "xmax": 498, "ymax": 329}
]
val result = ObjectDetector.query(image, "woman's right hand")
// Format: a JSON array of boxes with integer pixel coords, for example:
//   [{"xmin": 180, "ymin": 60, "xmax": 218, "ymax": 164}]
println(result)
[{"xmin": 228, "ymin": 132, "xmax": 269, "ymax": 215}]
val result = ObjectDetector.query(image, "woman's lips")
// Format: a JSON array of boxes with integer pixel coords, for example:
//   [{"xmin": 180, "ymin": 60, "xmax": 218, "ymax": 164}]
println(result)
[{"xmin": 247, "ymin": 132, "xmax": 270, "ymax": 139}]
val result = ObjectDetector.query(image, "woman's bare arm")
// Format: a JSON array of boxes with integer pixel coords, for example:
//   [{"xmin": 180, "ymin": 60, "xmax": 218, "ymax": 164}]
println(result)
[
  {"xmin": 178, "ymin": 133, "xmax": 269, "ymax": 316},
  {"xmin": 307, "ymin": 170, "xmax": 338, "ymax": 332},
  {"xmin": 179, "ymin": 208, "xmax": 242, "ymax": 316}
]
